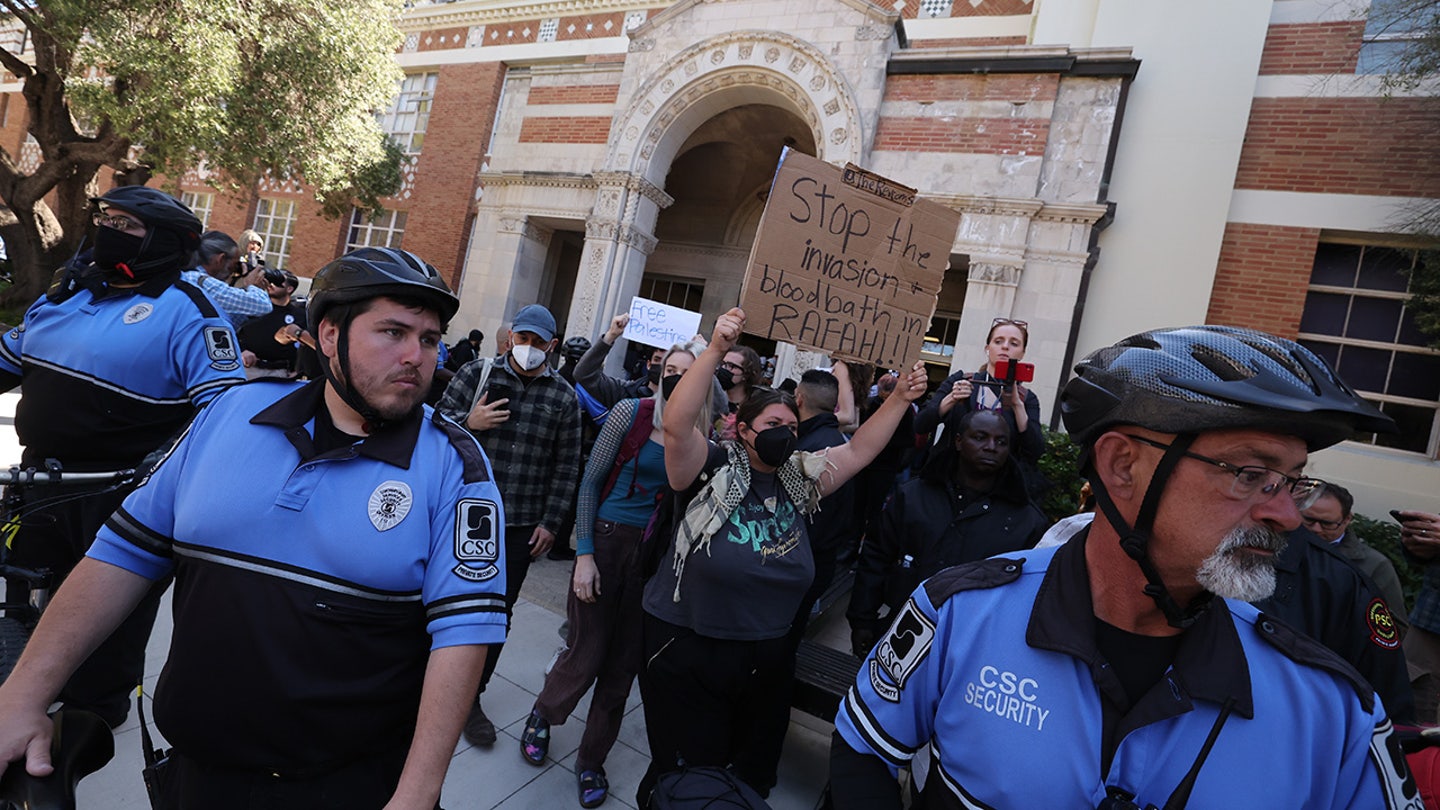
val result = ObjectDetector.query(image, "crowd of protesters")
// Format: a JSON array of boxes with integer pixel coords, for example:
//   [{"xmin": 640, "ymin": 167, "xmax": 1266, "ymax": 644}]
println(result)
[{"xmin": 0, "ymin": 186, "xmax": 1434, "ymax": 809}]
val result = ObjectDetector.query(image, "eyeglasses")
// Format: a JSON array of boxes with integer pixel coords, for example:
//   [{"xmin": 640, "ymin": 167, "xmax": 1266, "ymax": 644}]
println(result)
[
  {"xmin": 992, "ymin": 317, "xmax": 1028, "ymax": 330},
  {"xmin": 92, "ymin": 211, "xmax": 145, "ymax": 233},
  {"xmin": 1124, "ymin": 434, "xmax": 1325, "ymax": 510},
  {"xmin": 1301, "ymin": 515, "xmax": 1345, "ymax": 532},
  {"xmin": 720, "ymin": 360, "xmax": 744, "ymax": 373}
]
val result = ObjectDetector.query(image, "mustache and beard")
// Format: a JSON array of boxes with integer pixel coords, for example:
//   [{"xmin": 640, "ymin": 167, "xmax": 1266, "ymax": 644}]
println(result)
[{"xmin": 1195, "ymin": 524, "xmax": 1288, "ymax": 602}]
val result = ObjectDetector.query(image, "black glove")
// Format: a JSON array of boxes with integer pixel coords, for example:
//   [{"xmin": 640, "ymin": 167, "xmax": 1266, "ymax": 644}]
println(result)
[{"xmin": 851, "ymin": 621, "xmax": 882, "ymax": 659}]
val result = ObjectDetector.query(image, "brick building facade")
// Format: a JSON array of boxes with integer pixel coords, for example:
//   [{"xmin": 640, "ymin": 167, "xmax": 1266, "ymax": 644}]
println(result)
[{"xmin": 0, "ymin": 0, "xmax": 1435, "ymax": 514}]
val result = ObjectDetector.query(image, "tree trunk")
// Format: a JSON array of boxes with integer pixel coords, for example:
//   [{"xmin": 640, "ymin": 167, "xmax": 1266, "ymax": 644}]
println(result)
[{"xmin": 0, "ymin": 166, "xmax": 100, "ymax": 308}]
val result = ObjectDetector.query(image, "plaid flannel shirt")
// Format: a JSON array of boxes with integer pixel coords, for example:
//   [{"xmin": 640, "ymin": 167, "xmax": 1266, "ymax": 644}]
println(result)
[{"xmin": 439, "ymin": 355, "xmax": 581, "ymax": 533}]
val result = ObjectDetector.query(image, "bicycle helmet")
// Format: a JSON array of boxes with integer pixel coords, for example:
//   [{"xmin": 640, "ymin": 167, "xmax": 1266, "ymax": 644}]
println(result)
[
  {"xmin": 1059, "ymin": 326, "xmax": 1396, "ymax": 629},
  {"xmin": 1061, "ymin": 325, "xmax": 1394, "ymax": 451},
  {"xmin": 89, "ymin": 186, "xmax": 204, "ymax": 280},
  {"xmin": 308, "ymin": 247, "xmax": 459, "ymax": 326},
  {"xmin": 307, "ymin": 247, "xmax": 459, "ymax": 432},
  {"xmin": 563, "ymin": 336, "xmax": 592, "ymax": 359}
]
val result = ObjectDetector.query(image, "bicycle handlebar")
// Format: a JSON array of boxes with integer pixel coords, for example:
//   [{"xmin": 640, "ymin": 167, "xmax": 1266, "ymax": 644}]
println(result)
[
  {"xmin": 0, "ymin": 467, "xmax": 135, "ymax": 487},
  {"xmin": 0, "ymin": 710, "xmax": 114, "ymax": 810}
]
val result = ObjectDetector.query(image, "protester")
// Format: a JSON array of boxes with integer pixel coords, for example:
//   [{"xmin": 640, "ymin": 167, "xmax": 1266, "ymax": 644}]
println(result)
[
  {"xmin": 1399, "ymin": 509, "xmax": 1440, "ymax": 721},
  {"xmin": 447, "ymin": 329, "xmax": 485, "ymax": 372},
  {"xmin": 438, "ymin": 303, "xmax": 582, "ymax": 747},
  {"xmin": 849, "ymin": 409, "xmax": 1049, "ymax": 657},
  {"xmin": 831, "ymin": 325, "xmax": 1414, "ymax": 808},
  {"xmin": 181, "ymin": 230, "xmax": 271, "ymax": 324},
  {"xmin": 521, "ymin": 338, "xmax": 711, "ymax": 809},
  {"xmin": 636, "ymin": 307, "xmax": 927, "ymax": 804},
  {"xmin": 574, "ymin": 313, "xmax": 728, "ymax": 416},
  {"xmin": 851, "ymin": 371, "xmax": 918, "ymax": 559},
  {"xmin": 0, "ymin": 247, "xmax": 505, "ymax": 809},
  {"xmin": 914, "ymin": 317, "xmax": 1045, "ymax": 474}
]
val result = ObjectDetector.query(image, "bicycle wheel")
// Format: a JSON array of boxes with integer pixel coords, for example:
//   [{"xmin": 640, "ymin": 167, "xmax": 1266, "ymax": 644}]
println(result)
[{"xmin": 0, "ymin": 615, "xmax": 29, "ymax": 683}]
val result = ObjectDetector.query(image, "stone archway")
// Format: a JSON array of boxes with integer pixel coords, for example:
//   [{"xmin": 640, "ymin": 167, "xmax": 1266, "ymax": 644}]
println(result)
[{"xmin": 570, "ymin": 31, "xmax": 870, "ymax": 338}]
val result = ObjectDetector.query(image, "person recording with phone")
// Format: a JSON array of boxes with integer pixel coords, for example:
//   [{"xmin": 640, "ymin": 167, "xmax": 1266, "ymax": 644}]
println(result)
[{"xmin": 915, "ymin": 317, "xmax": 1046, "ymax": 483}]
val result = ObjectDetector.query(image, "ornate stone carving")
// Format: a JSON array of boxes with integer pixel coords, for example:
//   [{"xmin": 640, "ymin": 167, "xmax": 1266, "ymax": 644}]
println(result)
[
  {"xmin": 683, "ymin": 60, "xmax": 698, "ymax": 76},
  {"xmin": 856, "ymin": 23, "xmax": 892, "ymax": 40},
  {"xmin": 710, "ymin": 48, "xmax": 726, "ymax": 64},
  {"xmin": 629, "ymin": 37, "xmax": 655, "ymax": 52},
  {"xmin": 824, "ymin": 98, "xmax": 840, "ymax": 116},
  {"xmin": 810, "ymin": 74, "xmax": 827, "ymax": 92},
  {"xmin": 788, "ymin": 56, "xmax": 807, "ymax": 74},
  {"xmin": 738, "ymin": 43, "xmax": 753, "ymax": 59},
  {"xmin": 830, "ymin": 128, "xmax": 848, "ymax": 144},
  {"xmin": 764, "ymin": 46, "xmax": 780, "ymax": 63},
  {"xmin": 968, "ymin": 263, "xmax": 1022, "ymax": 286}
]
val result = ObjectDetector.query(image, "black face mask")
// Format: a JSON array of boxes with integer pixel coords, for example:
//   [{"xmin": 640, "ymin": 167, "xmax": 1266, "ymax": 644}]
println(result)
[
  {"xmin": 715, "ymin": 366, "xmax": 735, "ymax": 390},
  {"xmin": 750, "ymin": 425, "xmax": 797, "ymax": 467},
  {"xmin": 647, "ymin": 364, "xmax": 662, "ymax": 385},
  {"xmin": 92, "ymin": 227, "xmax": 146, "ymax": 277},
  {"xmin": 661, "ymin": 374, "xmax": 682, "ymax": 400}
]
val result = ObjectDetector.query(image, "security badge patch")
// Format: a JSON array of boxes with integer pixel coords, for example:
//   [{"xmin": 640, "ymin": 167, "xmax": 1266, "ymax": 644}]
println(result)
[
  {"xmin": 123, "ymin": 303, "xmax": 154, "ymax": 324},
  {"xmin": 453, "ymin": 499, "xmax": 501, "ymax": 582},
  {"xmin": 869, "ymin": 598, "xmax": 936, "ymax": 702},
  {"xmin": 1368, "ymin": 598, "xmax": 1401, "ymax": 650},
  {"xmin": 368, "ymin": 481, "xmax": 412, "ymax": 532},
  {"xmin": 203, "ymin": 326, "xmax": 240, "ymax": 371}
]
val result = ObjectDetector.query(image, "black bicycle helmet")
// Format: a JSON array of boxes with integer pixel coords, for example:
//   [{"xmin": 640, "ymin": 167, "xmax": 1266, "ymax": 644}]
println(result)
[
  {"xmin": 307, "ymin": 247, "xmax": 459, "ymax": 433},
  {"xmin": 308, "ymin": 247, "xmax": 459, "ymax": 327},
  {"xmin": 90, "ymin": 186, "xmax": 204, "ymax": 279},
  {"xmin": 563, "ymin": 336, "xmax": 592, "ymax": 359},
  {"xmin": 1059, "ymin": 325, "xmax": 1395, "ymax": 630},
  {"xmin": 1061, "ymin": 325, "xmax": 1394, "ymax": 451}
]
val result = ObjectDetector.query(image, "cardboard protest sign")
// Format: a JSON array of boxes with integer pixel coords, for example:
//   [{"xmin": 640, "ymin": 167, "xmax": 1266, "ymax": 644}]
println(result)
[
  {"xmin": 739, "ymin": 149, "xmax": 959, "ymax": 369},
  {"xmin": 623, "ymin": 296, "xmax": 702, "ymax": 350}
]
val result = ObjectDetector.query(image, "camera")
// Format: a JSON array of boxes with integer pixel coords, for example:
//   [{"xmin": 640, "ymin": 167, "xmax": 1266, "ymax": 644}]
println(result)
[{"xmin": 262, "ymin": 266, "xmax": 288, "ymax": 286}]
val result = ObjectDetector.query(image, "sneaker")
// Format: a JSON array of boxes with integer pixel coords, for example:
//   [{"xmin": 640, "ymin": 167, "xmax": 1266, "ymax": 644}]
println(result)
[
  {"xmin": 462, "ymin": 702, "xmax": 497, "ymax": 747},
  {"xmin": 578, "ymin": 768, "xmax": 608, "ymax": 808},
  {"xmin": 520, "ymin": 710, "xmax": 550, "ymax": 765}
]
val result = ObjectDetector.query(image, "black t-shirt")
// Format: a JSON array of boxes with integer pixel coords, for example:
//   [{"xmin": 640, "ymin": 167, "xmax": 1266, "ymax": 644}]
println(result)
[
  {"xmin": 238, "ymin": 301, "xmax": 306, "ymax": 369},
  {"xmin": 1094, "ymin": 618, "xmax": 1184, "ymax": 708}
]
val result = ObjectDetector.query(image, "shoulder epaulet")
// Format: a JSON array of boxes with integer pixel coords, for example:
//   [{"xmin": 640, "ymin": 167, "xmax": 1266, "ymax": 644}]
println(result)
[
  {"xmin": 1254, "ymin": 611, "xmax": 1376, "ymax": 713},
  {"xmin": 923, "ymin": 556, "xmax": 1026, "ymax": 606},
  {"xmin": 431, "ymin": 410, "xmax": 493, "ymax": 484},
  {"xmin": 171, "ymin": 277, "xmax": 224, "ymax": 320}
]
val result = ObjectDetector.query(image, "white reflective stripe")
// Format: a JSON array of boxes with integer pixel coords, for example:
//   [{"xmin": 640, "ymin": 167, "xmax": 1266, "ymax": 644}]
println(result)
[
  {"xmin": 1369, "ymin": 718, "xmax": 1425, "ymax": 810},
  {"xmin": 427, "ymin": 595, "xmax": 508, "ymax": 619},
  {"xmin": 189, "ymin": 377, "xmax": 242, "ymax": 399},
  {"xmin": 843, "ymin": 689, "xmax": 913, "ymax": 765},
  {"xmin": 932, "ymin": 760, "xmax": 997, "ymax": 810},
  {"xmin": 25, "ymin": 356, "xmax": 191, "ymax": 405},
  {"xmin": 173, "ymin": 545, "xmax": 422, "ymax": 602}
]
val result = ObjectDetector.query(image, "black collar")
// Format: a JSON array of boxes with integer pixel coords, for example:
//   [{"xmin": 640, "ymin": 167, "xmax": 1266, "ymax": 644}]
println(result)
[
  {"xmin": 798, "ymin": 412, "xmax": 839, "ymax": 436},
  {"xmin": 249, "ymin": 378, "xmax": 423, "ymax": 468},
  {"xmin": 1026, "ymin": 530, "xmax": 1255, "ymax": 720},
  {"xmin": 81, "ymin": 264, "xmax": 180, "ymax": 300}
]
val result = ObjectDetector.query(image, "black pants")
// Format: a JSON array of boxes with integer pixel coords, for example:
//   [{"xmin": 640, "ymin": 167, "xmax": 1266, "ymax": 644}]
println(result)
[
  {"xmin": 636, "ymin": 614, "xmax": 791, "ymax": 806},
  {"xmin": 477, "ymin": 523, "xmax": 536, "ymax": 694},
  {"xmin": 158, "ymin": 746, "xmax": 435, "ymax": 810},
  {"xmin": 5, "ymin": 480, "xmax": 167, "ymax": 726}
]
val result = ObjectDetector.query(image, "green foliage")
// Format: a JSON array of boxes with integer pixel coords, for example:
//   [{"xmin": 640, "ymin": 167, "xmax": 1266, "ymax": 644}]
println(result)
[
  {"xmin": 1353, "ymin": 513, "xmax": 1424, "ymax": 611},
  {"xmin": 1037, "ymin": 428, "xmax": 1086, "ymax": 522},
  {"xmin": 61, "ymin": 0, "xmax": 407, "ymax": 203}
]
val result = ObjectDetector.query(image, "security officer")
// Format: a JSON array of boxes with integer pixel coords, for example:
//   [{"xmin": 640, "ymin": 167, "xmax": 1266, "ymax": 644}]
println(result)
[
  {"xmin": 0, "ymin": 186, "xmax": 244, "ymax": 728},
  {"xmin": 831, "ymin": 326, "xmax": 1420, "ymax": 809},
  {"xmin": 0, "ymin": 247, "xmax": 508, "ymax": 809}
]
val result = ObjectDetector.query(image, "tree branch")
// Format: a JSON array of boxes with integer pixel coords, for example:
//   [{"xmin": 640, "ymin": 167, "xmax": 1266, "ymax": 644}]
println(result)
[
  {"xmin": 0, "ymin": 0, "xmax": 40, "ymax": 37},
  {"xmin": 0, "ymin": 36, "xmax": 33, "ymax": 80}
]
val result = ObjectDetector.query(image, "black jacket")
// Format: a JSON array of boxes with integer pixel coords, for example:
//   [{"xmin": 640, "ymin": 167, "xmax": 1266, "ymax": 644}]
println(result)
[
  {"xmin": 798, "ymin": 412, "xmax": 858, "ymax": 557},
  {"xmin": 1254, "ymin": 528, "xmax": 1415, "ymax": 723},
  {"xmin": 914, "ymin": 369, "xmax": 1046, "ymax": 464},
  {"xmin": 849, "ymin": 457, "xmax": 1049, "ymax": 625}
]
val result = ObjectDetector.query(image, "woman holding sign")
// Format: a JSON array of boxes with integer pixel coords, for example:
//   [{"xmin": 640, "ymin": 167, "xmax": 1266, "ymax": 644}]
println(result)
[
  {"xmin": 635, "ymin": 307, "xmax": 927, "ymax": 804},
  {"xmin": 915, "ymin": 317, "xmax": 1046, "ymax": 475}
]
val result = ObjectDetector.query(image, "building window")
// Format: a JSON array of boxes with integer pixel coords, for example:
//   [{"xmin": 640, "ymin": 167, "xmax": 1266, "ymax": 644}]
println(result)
[
  {"xmin": 347, "ymin": 208, "xmax": 407, "ymax": 251},
  {"xmin": 1298, "ymin": 241, "xmax": 1440, "ymax": 456},
  {"xmin": 180, "ymin": 191, "xmax": 214, "ymax": 229},
  {"xmin": 921, "ymin": 313, "xmax": 962, "ymax": 360},
  {"xmin": 381, "ymin": 72, "xmax": 438, "ymax": 157},
  {"xmin": 639, "ymin": 276, "xmax": 704, "ymax": 312},
  {"xmin": 919, "ymin": 0, "xmax": 954, "ymax": 18},
  {"xmin": 252, "ymin": 198, "xmax": 299, "ymax": 268},
  {"xmin": 1358, "ymin": 0, "xmax": 1436, "ymax": 74}
]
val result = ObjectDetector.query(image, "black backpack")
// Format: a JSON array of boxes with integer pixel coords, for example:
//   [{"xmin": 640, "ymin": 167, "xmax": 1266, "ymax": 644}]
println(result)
[{"xmin": 648, "ymin": 766, "xmax": 772, "ymax": 810}]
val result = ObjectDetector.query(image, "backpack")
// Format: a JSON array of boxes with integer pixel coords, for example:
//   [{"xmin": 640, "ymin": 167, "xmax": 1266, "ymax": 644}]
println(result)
[
  {"xmin": 648, "ymin": 765, "xmax": 772, "ymax": 810},
  {"xmin": 598, "ymin": 398, "xmax": 656, "ymax": 504},
  {"xmin": 638, "ymin": 443, "xmax": 727, "ymax": 582}
]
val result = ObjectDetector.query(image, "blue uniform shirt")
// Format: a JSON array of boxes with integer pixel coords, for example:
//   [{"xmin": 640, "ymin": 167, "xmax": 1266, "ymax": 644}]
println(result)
[
  {"xmin": 87, "ymin": 379, "xmax": 509, "ymax": 773},
  {"xmin": 836, "ymin": 536, "xmax": 1421, "ymax": 809},
  {"xmin": 0, "ymin": 271, "xmax": 244, "ymax": 466}
]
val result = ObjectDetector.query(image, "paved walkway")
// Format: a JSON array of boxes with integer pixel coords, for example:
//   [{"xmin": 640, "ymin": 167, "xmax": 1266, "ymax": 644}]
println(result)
[{"xmin": 0, "ymin": 391, "xmax": 841, "ymax": 809}]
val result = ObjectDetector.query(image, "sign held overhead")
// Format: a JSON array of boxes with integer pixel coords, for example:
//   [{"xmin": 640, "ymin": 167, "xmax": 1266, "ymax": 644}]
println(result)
[
  {"xmin": 739, "ymin": 149, "xmax": 959, "ymax": 369},
  {"xmin": 623, "ymin": 296, "xmax": 703, "ymax": 350}
]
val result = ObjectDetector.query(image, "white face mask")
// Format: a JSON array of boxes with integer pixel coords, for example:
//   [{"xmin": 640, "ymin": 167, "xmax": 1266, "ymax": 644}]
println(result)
[{"xmin": 510, "ymin": 343, "xmax": 547, "ymax": 371}]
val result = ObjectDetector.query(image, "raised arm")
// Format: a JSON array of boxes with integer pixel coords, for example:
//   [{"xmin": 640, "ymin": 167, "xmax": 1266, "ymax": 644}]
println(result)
[
  {"xmin": 664, "ymin": 308, "xmax": 742, "ymax": 489},
  {"xmin": 812, "ymin": 362, "xmax": 927, "ymax": 497}
]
